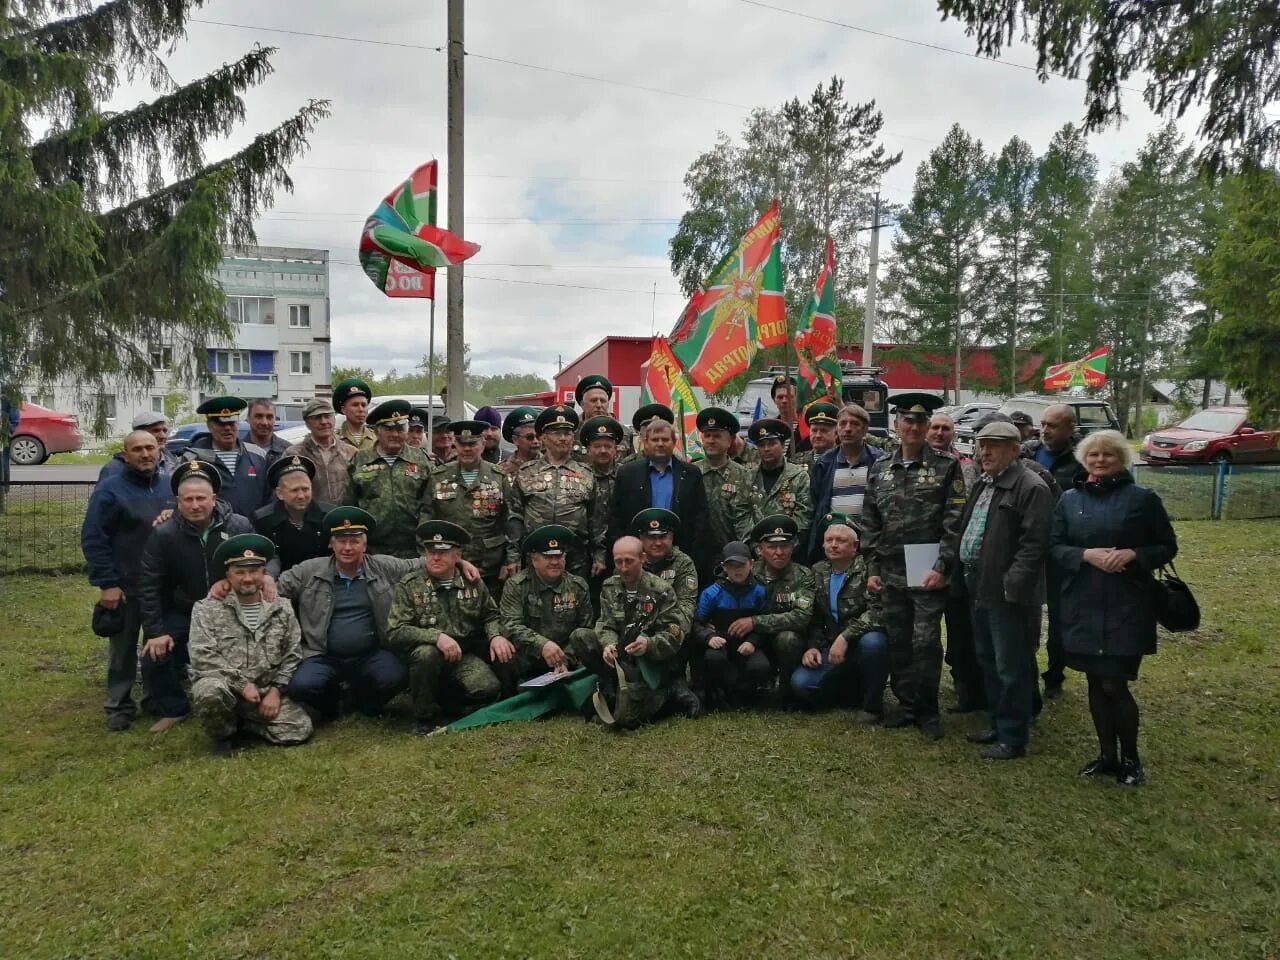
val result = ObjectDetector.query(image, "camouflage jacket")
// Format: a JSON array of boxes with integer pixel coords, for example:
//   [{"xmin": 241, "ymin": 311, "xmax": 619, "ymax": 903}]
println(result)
[
  {"xmin": 497, "ymin": 454, "xmax": 539, "ymax": 478},
  {"xmin": 424, "ymin": 460, "xmax": 518, "ymax": 573},
  {"xmin": 189, "ymin": 594, "xmax": 304, "ymax": 690},
  {"xmin": 751, "ymin": 461, "xmax": 814, "ymax": 547},
  {"xmin": 643, "ymin": 547, "xmax": 700, "ymax": 624},
  {"xmin": 860, "ymin": 445, "xmax": 967, "ymax": 588},
  {"xmin": 344, "ymin": 445, "xmax": 434, "ymax": 558},
  {"xmin": 337, "ymin": 421, "xmax": 376, "ymax": 452},
  {"xmin": 506, "ymin": 458, "xmax": 607, "ymax": 570},
  {"xmin": 596, "ymin": 571, "xmax": 687, "ymax": 661},
  {"xmin": 751, "ymin": 559, "xmax": 817, "ymax": 635},
  {"xmin": 589, "ymin": 464, "xmax": 618, "ymax": 520},
  {"xmin": 499, "ymin": 567, "xmax": 594, "ymax": 655},
  {"xmin": 808, "ymin": 557, "xmax": 882, "ymax": 649},
  {"xmin": 696, "ymin": 458, "xmax": 760, "ymax": 550},
  {"xmin": 387, "ymin": 569, "xmax": 502, "ymax": 657}
]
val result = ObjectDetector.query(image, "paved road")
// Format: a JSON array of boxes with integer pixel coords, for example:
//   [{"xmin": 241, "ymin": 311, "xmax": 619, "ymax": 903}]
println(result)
[{"xmin": 10, "ymin": 464, "xmax": 102, "ymax": 483}]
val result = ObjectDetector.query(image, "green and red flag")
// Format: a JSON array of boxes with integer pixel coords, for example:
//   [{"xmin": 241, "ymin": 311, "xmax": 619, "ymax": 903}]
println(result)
[
  {"xmin": 670, "ymin": 200, "xmax": 785, "ymax": 392},
  {"xmin": 359, "ymin": 161, "xmax": 479, "ymax": 297},
  {"xmin": 794, "ymin": 235, "xmax": 842, "ymax": 406},
  {"xmin": 1043, "ymin": 345, "xmax": 1110, "ymax": 390},
  {"xmin": 640, "ymin": 337, "xmax": 702, "ymax": 459}
]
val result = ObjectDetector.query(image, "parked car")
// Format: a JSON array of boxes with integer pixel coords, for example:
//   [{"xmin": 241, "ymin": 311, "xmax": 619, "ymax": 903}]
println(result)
[
  {"xmin": 954, "ymin": 394, "xmax": 1121, "ymax": 456},
  {"xmin": 166, "ymin": 420, "xmax": 307, "ymax": 456},
  {"xmin": 734, "ymin": 363, "xmax": 891, "ymax": 437},
  {"xmin": 8, "ymin": 403, "xmax": 84, "ymax": 465},
  {"xmin": 944, "ymin": 401, "xmax": 1001, "ymax": 431},
  {"xmin": 1141, "ymin": 406, "xmax": 1280, "ymax": 466}
]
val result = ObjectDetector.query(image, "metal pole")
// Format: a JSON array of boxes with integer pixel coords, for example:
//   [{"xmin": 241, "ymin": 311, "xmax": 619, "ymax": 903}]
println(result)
[
  {"xmin": 862, "ymin": 192, "xmax": 880, "ymax": 367},
  {"xmin": 427, "ymin": 297, "xmax": 437, "ymax": 414},
  {"xmin": 446, "ymin": 0, "xmax": 465, "ymax": 419}
]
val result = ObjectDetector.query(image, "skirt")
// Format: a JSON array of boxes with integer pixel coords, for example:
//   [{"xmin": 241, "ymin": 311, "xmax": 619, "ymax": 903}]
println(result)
[{"xmin": 1064, "ymin": 651, "xmax": 1144, "ymax": 682}]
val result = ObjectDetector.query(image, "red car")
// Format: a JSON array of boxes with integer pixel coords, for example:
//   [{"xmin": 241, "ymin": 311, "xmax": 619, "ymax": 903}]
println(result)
[
  {"xmin": 1141, "ymin": 406, "xmax": 1280, "ymax": 466},
  {"xmin": 9, "ymin": 402, "xmax": 84, "ymax": 465}
]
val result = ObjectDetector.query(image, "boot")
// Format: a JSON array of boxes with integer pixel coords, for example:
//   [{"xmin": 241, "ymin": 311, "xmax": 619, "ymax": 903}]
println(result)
[{"xmin": 668, "ymin": 678, "xmax": 702, "ymax": 719}]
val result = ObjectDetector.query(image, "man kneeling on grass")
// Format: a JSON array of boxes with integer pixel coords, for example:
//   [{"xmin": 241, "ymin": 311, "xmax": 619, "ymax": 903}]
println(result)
[{"xmin": 189, "ymin": 534, "xmax": 313, "ymax": 757}]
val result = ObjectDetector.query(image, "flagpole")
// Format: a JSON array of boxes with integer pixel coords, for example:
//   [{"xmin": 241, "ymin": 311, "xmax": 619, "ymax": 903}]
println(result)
[{"xmin": 427, "ymin": 294, "xmax": 437, "ymax": 414}]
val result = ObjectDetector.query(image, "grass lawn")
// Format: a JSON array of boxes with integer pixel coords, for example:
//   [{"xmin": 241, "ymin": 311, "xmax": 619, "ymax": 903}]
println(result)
[
  {"xmin": 47, "ymin": 451, "xmax": 111, "ymax": 465},
  {"xmin": 1, "ymin": 521, "xmax": 1277, "ymax": 959}
]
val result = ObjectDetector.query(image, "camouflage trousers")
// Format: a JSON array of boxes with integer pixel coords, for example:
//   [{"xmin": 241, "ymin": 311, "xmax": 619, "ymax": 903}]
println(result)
[
  {"xmin": 880, "ymin": 584, "xmax": 946, "ymax": 719},
  {"xmin": 763, "ymin": 630, "xmax": 806, "ymax": 683},
  {"xmin": 404, "ymin": 645, "xmax": 510, "ymax": 722},
  {"xmin": 191, "ymin": 677, "xmax": 313, "ymax": 745}
]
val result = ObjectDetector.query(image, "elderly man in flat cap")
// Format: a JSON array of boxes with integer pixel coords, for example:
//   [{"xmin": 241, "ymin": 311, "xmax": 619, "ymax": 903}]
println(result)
[{"xmin": 286, "ymin": 398, "xmax": 355, "ymax": 505}]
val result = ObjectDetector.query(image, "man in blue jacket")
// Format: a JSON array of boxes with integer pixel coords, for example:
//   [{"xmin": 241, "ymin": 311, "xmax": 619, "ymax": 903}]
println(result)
[
  {"xmin": 184, "ymin": 396, "xmax": 269, "ymax": 518},
  {"xmin": 81, "ymin": 430, "xmax": 174, "ymax": 731}
]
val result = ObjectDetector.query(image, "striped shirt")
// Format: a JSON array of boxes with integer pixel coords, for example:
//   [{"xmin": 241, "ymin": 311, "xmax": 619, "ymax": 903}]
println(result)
[
  {"xmin": 215, "ymin": 450, "xmax": 239, "ymax": 474},
  {"xmin": 238, "ymin": 600, "xmax": 263, "ymax": 630},
  {"xmin": 830, "ymin": 448, "xmax": 874, "ymax": 517},
  {"xmin": 960, "ymin": 477, "xmax": 996, "ymax": 565}
]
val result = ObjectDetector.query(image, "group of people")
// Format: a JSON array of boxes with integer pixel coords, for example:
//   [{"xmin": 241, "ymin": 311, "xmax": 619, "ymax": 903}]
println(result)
[{"xmin": 81, "ymin": 373, "xmax": 1177, "ymax": 784}]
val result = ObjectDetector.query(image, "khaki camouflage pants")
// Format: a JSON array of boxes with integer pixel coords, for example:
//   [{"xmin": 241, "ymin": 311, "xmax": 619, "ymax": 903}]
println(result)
[
  {"xmin": 764, "ymin": 630, "xmax": 806, "ymax": 683},
  {"xmin": 881, "ymin": 584, "xmax": 946, "ymax": 719},
  {"xmin": 191, "ymin": 677, "xmax": 313, "ymax": 745},
  {"xmin": 405, "ymin": 646, "xmax": 505, "ymax": 722}
]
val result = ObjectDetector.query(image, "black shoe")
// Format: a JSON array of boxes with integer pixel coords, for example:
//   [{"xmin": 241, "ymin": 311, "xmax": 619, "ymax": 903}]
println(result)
[
  {"xmin": 669, "ymin": 680, "xmax": 702, "ymax": 719},
  {"xmin": 947, "ymin": 701, "xmax": 984, "ymax": 714},
  {"xmin": 210, "ymin": 737, "xmax": 234, "ymax": 758},
  {"xmin": 918, "ymin": 717, "xmax": 944, "ymax": 741},
  {"xmin": 1116, "ymin": 758, "xmax": 1145, "ymax": 786},
  {"xmin": 966, "ymin": 728, "xmax": 998, "ymax": 744},
  {"xmin": 1044, "ymin": 683, "xmax": 1064, "ymax": 700},
  {"xmin": 1078, "ymin": 756, "xmax": 1118, "ymax": 778},
  {"xmin": 883, "ymin": 712, "xmax": 916, "ymax": 729},
  {"xmin": 983, "ymin": 742, "xmax": 1025, "ymax": 761},
  {"xmin": 105, "ymin": 713, "xmax": 132, "ymax": 732},
  {"xmin": 414, "ymin": 720, "xmax": 444, "ymax": 737}
]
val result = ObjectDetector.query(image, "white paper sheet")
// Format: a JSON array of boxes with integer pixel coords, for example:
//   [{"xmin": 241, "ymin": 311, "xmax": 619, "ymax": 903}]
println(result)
[{"xmin": 904, "ymin": 542, "xmax": 941, "ymax": 588}]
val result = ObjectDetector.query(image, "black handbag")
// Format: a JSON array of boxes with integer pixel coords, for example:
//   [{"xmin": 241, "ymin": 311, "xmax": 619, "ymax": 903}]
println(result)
[{"xmin": 1153, "ymin": 560, "xmax": 1200, "ymax": 632}]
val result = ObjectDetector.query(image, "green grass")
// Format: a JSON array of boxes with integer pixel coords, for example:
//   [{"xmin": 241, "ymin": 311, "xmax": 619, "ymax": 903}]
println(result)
[
  {"xmin": 1, "ymin": 522, "xmax": 1278, "ymax": 959},
  {"xmin": 47, "ymin": 451, "xmax": 111, "ymax": 465},
  {"xmin": 0, "ymin": 494, "xmax": 92, "ymax": 574}
]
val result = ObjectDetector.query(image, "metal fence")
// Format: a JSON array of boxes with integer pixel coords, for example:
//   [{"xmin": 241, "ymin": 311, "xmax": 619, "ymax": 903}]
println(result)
[
  {"xmin": 1131, "ymin": 462, "xmax": 1280, "ymax": 521},
  {"xmin": 0, "ymin": 481, "xmax": 96, "ymax": 575}
]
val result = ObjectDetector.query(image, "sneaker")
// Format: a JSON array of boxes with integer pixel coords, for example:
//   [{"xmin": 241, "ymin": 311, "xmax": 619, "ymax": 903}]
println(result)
[
  {"xmin": 965, "ymin": 729, "xmax": 998, "ymax": 745},
  {"xmin": 1115, "ymin": 759, "xmax": 1146, "ymax": 786},
  {"xmin": 105, "ymin": 714, "xmax": 132, "ymax": 732},
  {"xmin": 854, "ymin": 709, "xmax": 882, "ymax": 726},
  {"xmin": 1077, "ymin": 756, "xmax": 1118, "ymax": 778},
  {"xmin": 982, "ymin": 742, "xmax": 1025, "ymax": 761},
  {"xmin": 210, "ymin": 738, "xmax": 234, "ymax": 758},
  {"xmin": 918, "ymin": 717, "xmax": 944, "ymax": 741}
]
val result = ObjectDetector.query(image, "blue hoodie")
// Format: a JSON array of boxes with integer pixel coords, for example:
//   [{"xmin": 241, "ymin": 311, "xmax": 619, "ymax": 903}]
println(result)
[{"xmin": 81, "ymin": 464, "xmax": 174, "ymax": 591}]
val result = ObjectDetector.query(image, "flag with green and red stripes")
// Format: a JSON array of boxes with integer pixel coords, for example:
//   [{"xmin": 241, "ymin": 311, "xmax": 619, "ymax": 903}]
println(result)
[
  {"xmin": 1043, "ymin": 345, "xmax": 1110, "ymax": 390},
  {"xmin": 794, "ymin": 235, "xmax": 842, "ymax": 405}
]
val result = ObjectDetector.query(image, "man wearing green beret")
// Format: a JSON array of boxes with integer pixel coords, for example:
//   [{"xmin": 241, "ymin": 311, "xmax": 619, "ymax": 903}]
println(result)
[
  {"xmin": 422, "ymin": 420, "xmax": 519, "ymax": 598},
  {"xmin": 743, "ymin": 514, "xmax": 816, "ymax": 699},
  {"xmin": 507, "ymin": 405, "xmax": 608, "ymax": 581},
  {"xmin": 387, "ymin": 520, "xmax": 513, "ymax": 734},
  {"xmin": 497, "ymin": 407, "xmax": 541, "ymax": 478},
  {"xmin": 344, "ymin": 399, "xmax": 433, "ymax": 558},
  {"xmin": 189, "ymin": 534, "xmax": 313, "ymax": 756},
  {"xmin": 185, "ymin": 395, "xmax": 270, "ymax": 519},
  {"xmin": 747, "ymin": 418, "xmax": 813, "ymax": 552},
  {"xmin": 499, "ymin": 525, "xmax": 597, "ymax": 678},
  {"xmin": 694, "ymin": 407, "xmax": 760, "ymax": 563},
  {"xmin": 334, "ymin": 378, "xmax": 375, "ymax": 451}
]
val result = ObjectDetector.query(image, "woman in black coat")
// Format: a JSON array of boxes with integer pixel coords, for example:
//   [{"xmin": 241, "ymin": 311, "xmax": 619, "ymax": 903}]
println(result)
[{"xmin": 1050, "ymin": 429, "xmax": 1177, "ymax": 786}]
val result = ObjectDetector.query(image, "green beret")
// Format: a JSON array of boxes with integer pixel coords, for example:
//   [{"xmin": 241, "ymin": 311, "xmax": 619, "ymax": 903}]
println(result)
[
  {"xmin": 889, "ymin": 392, "xmax": 944, "ymax": 422},
  {"xmin": 369, "ymin": 399, "xmax": 411, "ymax": 427},
  {"xmin": 523, "ymin": 524, "xmax": 577, "ymax": 556},
  {"xmin": 212, "ymin": 533, "xmax": 275, "ymax": 569},
  {"xmin": 333, "ymin": 378, "xmax": 373, "ymax": 410},
  {"xmin": 324, "ymin": 506, "xmax": 376, "ymax": 537},
  {"xmin": 415, "ymin": 519, "xmax": 471, "ymax": 550},
  {"xmin": 696, "ymin": 407, "xmax": 739, "ymax": 435},
  {"xmin": 750, "ymin": 514, "xmax": 798, "ymax": 543},
  {"xmin": 574, "ymin": 375, "xmax": 613, "ymax": 404},
  {"xmin": 632, "ymin": 507, "xmax": 679, "ymax": 536},
  {"xmin": 267, "ymin": 453, "xmax": 315, "ymax": 488},
  {"xmin": 632, "ymin": 403, "xmax": 675, "ymax": 432},
  {"xmin": 536, "ymin": 405, "xmax": 579, "ymax": 434},
  {"xmin": 449, "ymin": 419, "xmax": 487, "ymax": 443},
  {"xmin": 196, "ymin": 396, "xmax": 246, "ymax": 424},
  {"xmin": 580, "ymin": 416, "xmax": 624, "ymax": 446},
  {"xmin": 804, "ymin": 402, "xmax": 840, "ymax": 427},
  {"xmin": 171, "ymin": 459, "xmax": 221, "ymax": 495},
  {"xmin": 502, "ymin": 407, "xmax": 538, "ymax": 442},
  {"xmin": 748, "ymin": 418, "xmax": 792, "ymax": 444}
]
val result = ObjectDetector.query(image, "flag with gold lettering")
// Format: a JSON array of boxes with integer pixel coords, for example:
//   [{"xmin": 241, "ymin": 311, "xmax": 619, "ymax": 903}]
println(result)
[{"xmin": 639, "ymin": 337, "xmax": 702, "ymax": 458}]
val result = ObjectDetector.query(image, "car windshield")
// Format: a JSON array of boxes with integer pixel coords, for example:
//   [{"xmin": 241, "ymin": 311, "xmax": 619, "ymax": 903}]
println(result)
[
  {"xmin": 1177, "ymin": 410, "xmax": 1244, "ymax": 433},
  {"xmin": 735, "ymin": 382, "xmax": 776, "ymax": 419}
]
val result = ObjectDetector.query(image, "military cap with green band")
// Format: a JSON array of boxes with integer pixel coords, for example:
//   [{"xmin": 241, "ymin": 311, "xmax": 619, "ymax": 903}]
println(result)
[{"xmin": 212, "ymin": 533, "xmax": 275, "ymax": 569}]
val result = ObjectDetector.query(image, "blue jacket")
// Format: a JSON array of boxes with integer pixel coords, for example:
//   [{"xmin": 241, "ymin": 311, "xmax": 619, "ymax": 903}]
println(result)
[
  {"xmin": 99, "ymin": 449, "xmax": 179, "ymax": 480},
  {"xmin": 808, "ymin": 442, "xmax": 882, "ymax": 557},
  {"xmin": 692, "ymin": 577, "xmax": 768, "ymax": 649},
  {"xmin": 184, "ymin": 443, "xmax": 270, "ymax": 519},
  {"xmin": 81, "ymin": 465, "xmax": 174, "ymax": 591}
]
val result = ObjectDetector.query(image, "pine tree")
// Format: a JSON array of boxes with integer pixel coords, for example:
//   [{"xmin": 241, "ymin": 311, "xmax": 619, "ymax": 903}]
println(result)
[
  {"xmin": 1, "ymin": 1, "xmax": 329, "ymax": 433},
  {"xmin": 884, "ymin": 124, "xmax": 990, "ymax": 402}
]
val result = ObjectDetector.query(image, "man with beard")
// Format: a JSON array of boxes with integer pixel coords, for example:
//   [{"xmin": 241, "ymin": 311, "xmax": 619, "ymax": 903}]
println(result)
[{"xmin": 474, "ymin": 406, "xmax": 504, "ymax": 464}]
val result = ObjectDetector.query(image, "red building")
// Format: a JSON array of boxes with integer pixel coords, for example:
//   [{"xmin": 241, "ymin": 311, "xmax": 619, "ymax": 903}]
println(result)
[
  {"xmin": 550, "ymin": 336, "xmax": 656, "ymax": 422},
  {"xmin": 841, "ymin": 343, "xmax": 1043, "ymax": 397}
]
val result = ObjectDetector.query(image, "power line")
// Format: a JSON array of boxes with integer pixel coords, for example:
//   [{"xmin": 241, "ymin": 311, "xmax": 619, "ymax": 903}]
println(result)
[
  {"xmin": 323, "ymin": 257, "xmax": 685, "ymax": 297},
  {"xmin": 190, "ymin": 18, "xmax": 443, "ymax": 52},
  {"xmin": 295, "ymin": 163, "xmax": 685, "ymax": 185},
  {"xmin": 260, "ymin": 214, "xmax": 681, "ymax": 225}
]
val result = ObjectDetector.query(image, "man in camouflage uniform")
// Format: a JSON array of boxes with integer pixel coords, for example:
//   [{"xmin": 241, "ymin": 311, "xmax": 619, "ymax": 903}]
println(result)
[
  {"xmin": 499, "ymin": 524, "xmax": 597, "ymax": 678},
  {"xmin": 507, "ymin": 405, "xmax": 607, "ymax": 580},
  {"xmin": 793, "ymin": 401, "xmax": 840, "ymax": 469},
  {"xmin": 633, "ymin": 508, "xmax": 699, "ymax": 623},
  {"xmin": 334, "ymin": 378, "xmax": 375, "ymax": 451},
  {"xmin": 694, "ymin": 408, "xmax": 759, "ymax": 563},
  {"xmin": 739, "ymin": 514, "xmax": 815, "ymax": 696},
  {"xmin": 748, "ymin": 418, "xmax": 813, "ymax": 551},
  {"xmin": 497, "ymin": 407, "xmax": 541, "ymax": 478},
  {"xmin": 860, "ymin": 393, "xmax": 966, "ymax": 740},
  {"xmin": 344, "ymin": 399, "xmax": 433, "ymax": 558},
  {"xmin": 579, "ymin": 415, "xmax": 624, "ymax": 515},
  {"xmin": 188, "ymin": 534, "xmax": 313, "ymax": 756},
  {"xmin": 387, "ymin": 520, "xmax": 514, "ymax": 735},
  {"xmin": 576, "ymin": 375, "xmax": 638, "ymax": 465},
  {"xmin": 423, "ymin": 419, "xmax": 518, "ymax": 597},
  {"xmin": 583, "ymin": 536, "xmax": 699, "ymax": 726}
]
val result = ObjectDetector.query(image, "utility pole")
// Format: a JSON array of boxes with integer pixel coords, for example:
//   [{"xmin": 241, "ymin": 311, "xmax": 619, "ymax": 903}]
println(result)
[
  {"xmin": 861, "ymin": 191, "xmax": 880, "ymax": 367},
  {"xmin": 445, "ymin": 0, "xmax": 465, "ymax": 419}
]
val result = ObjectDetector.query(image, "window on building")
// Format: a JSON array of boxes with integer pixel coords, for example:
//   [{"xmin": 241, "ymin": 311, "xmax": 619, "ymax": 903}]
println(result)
[
  {"xmin": 151, "ymin": 396, "xmax": 165, "ymax": 413},
  {"xmin": 225, "ymin": 296, "xmax": 275, "ymax": 325},
  {"xmin": 95, "ymin": 394, "xmax": 118, "ymax": 420},
  {"xmin": 288, "ymin": 304, "xmax": 311, "ymax": 328},
  {"xmin": 149, "ymin": 344, "xmax": 173, "ymax": 370},
  {"xmin": 210, "ymin": 349, "xmax": 252, "ymax": 375},
  {"xmin": 289, "ymin": 351, "xmax": 311, "ymax": 375}
]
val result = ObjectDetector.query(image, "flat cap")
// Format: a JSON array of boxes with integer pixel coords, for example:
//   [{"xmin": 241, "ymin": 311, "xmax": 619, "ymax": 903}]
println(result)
[
  {"xmin": 131, "ymin": 410, "xmax": 167, "ymax": 429},
  {"xmin": 976, "ymin": 421, "xmax": 1022, "ymax": 442}
]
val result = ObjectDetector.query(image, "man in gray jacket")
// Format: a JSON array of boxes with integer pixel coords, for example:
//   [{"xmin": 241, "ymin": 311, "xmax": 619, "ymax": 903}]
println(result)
[{"xmin": 957, "ymin": 421, "xmax": 1053, "ymax": 761}]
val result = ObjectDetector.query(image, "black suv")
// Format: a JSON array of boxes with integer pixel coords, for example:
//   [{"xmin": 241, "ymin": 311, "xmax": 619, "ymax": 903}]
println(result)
[{"xmin": 954, "ymin": 394, "xmax": 1121, "ymax": 456}]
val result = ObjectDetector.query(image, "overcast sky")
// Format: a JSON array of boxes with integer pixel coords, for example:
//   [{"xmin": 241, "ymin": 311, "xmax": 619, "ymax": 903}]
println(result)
[{"xmin": 154, "ymin": 0, "xmax": 1183, "ymax": 381}]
